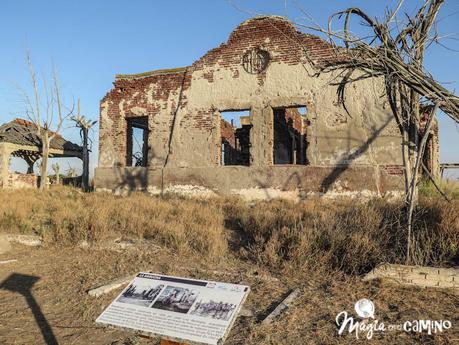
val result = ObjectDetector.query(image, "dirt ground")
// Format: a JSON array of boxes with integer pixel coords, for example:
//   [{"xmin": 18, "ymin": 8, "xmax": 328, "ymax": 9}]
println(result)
[{"xmin": 0, "ymin": 242, "xmax": 457, "ymax": 345}]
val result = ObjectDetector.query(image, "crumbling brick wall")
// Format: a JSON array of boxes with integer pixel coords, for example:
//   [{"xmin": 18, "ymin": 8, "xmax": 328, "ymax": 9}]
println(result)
[
  {"xmin": 420, "ymin": 108, "xmax": 440, "ymax": 178},
  {"xmin": 220, "ymin": 119, "xmax": 236, "ymax": 165},
  {"xmin": 273, "ymin": 107, "xmax": 308, "ymax": 164},
  {"xmin": 99, "ymin": 70, "xmax": 186, "ymax": 167},
  {"xmin": 220, "ymin": 119, "xmax": 236, "ymax": 144},
  {"xmin": 284, "ymin": 108, "xmax": 306, "ymax": 135},
  {"xmin": 96, "ymin": 16, "xmax": 406, "ymax": 199}
]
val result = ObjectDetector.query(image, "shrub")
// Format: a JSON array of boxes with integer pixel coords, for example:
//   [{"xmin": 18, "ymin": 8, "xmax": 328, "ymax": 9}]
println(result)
[{"xmin": 223, "ymin": 198, "xmax": 459, "ymax": 274}]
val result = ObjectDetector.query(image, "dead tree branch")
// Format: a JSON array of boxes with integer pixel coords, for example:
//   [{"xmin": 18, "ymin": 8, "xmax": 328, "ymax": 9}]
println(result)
[
  {"xmin": 306, "ymin": 0, "xmax": 457, "ymax": 263},
  {"xmin": 21, "ymin": 53, "xmax": 74, "ymax": 190}
]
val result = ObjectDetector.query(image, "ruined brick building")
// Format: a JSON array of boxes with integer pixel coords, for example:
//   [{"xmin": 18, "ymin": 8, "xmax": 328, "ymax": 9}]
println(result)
[
  {"xmin": 0, "ymin": 119, "xmax": 82, "ymax": 188},
  {"xmin": 95, "ymin": 16, "xmax": 439, "ymax": 199}
]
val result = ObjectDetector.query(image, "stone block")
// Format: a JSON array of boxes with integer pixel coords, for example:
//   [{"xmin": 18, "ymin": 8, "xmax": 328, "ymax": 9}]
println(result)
[
  {"xmin": 413, "ymin": 267, "xmax": 440, "ymax": 275},
  {"xmin": 363, "ymin": 263, "xmax": 459, "ymax": 292},
  {"xmin": 437, "ymin": 281, "xmax": 456, "ymax": 289},
  {"xmin": 437, "ymin": 273, "xmax": 454, "ymax": 282},
  {"xmin": 7, "ymin": 234, "xmax": 42, "ymax": 247},
  {"xmin": 410, "ymin": 277, "xmax": 439, "ymax": 288}
]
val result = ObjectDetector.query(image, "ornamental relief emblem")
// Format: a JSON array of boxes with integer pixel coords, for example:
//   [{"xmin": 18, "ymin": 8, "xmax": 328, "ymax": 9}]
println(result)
[{"xmin": 242, "ymin": 48, "xmax": 270, "ymax": 74}]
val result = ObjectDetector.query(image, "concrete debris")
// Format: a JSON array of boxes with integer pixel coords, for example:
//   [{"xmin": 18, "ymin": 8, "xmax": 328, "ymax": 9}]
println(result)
[
  {"xmin": 0, "ymin": 259, "xmax": 17, "ymax": 265},
  {"xmin": 112, "ymin": 238, "xmax": 136, "ymax": 250},
  {"xmin": 364, "ymin": 263, "xmax": 459, "ymax": 292},
  {"xmin": 88, "ymin": 275, "xmax": 134, "ymax": 297},
  {"xmin": 78, "ymin": 240, "xmax": 90, "ymax": 249},
  {"xmin": 239, "ymin": 306, "xmax": 255, "ymax": 317},
  {"xmin": 261, "ymin": 288, "xmax": 301, "ymax": 325},
  {"xmin": 6, "ymin": 234, "xmax": 42, "ymax": 247},
  {"xmin": 78, "ymin": 238, "xmax": 162, "ymax": 253},
  {"xmin": 248, "ymin": 270, "xmax": 279, "ymax": 282}
]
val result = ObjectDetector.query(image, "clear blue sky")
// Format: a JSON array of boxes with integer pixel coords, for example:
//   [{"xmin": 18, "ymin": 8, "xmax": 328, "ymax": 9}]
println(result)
[{"xmin": 0, "ymin": 0, "xmax": 458, "ymax": 178}]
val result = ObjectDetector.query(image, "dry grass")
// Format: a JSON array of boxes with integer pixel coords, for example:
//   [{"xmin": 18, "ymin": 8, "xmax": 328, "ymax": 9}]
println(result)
[
  {"xmin": 1, "ymin": 245, "xmax": 457, "ymax": 345},
  {"xmin": 0, "ymin": 187, "xmax": 458, "ymax": 344},
  {"xmin": 0, "ymin": 188, "xmax": 227, "ymax": 260},
  {"xmin": 0, "ymin": 187, "xmax": 457, "ymax": 275},
  {"xmin": 220, "ymin": 198, "xmax": 459, "ymax": 274}
]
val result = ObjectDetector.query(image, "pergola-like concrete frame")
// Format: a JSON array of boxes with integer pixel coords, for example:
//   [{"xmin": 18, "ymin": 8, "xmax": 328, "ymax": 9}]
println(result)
[
  {"xmin": 0, "ymin": 118, "xmax": 84, "ymax": 187},
  {"xmin": 0, "ymin": 142, "xmax": 83, "ymax": 187}
]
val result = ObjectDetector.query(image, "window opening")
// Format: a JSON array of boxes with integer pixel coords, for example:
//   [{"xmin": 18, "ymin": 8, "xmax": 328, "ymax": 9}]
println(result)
[
  {"xmin": 220, "ymin": 110, "xmax": 251, "ymax": 166},
  {"xmin": 273, "ymin": 106, "xmax": 309, "ymax": 165}
]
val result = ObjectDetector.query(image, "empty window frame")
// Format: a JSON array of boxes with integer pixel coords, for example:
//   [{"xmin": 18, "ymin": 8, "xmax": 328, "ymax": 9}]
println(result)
[
  {"xmin": 220, "ymin": 110, "xmax": 252, "ymax": 166},
  {"xmin": 126, "ymin": 116, "xmax": 149, "ymax": 167},
  {"xmin": 273, "ymin": 106, "xmax": 309, "ymax": 165}
]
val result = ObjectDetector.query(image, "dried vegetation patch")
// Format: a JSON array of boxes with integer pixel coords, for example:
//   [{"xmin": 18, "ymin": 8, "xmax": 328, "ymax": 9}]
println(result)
[
  {"xmin": 0, "ymin": 187, "xmax": 458, "ymax": 344},
  {"xmin": 0, "ymin": 188, "xmax": 227, "ymax": 260},
  {"xmin": 0, "ymin": 187, "xmax": 457, "ymax": 273}
]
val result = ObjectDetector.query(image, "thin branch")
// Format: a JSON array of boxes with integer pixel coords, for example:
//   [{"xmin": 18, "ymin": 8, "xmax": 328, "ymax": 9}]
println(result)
[
  {"xmin": 26, "ymin": 51, "xmax": 41, "ymax": 135},
  {"xmin": 387, "ymin": 0, "xmax": 405, "ymax": 24}
]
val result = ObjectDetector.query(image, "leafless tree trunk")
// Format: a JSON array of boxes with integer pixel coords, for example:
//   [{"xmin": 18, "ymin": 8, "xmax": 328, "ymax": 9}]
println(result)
[
  {"xmin": 71, "ymin": 99, "xmax": 97, "ymax": 192},
  {"xmin": 51, "ymin": 162, "xmax": 60, "ymax": 185},
  {"xmin": 21, "ymin": 53, "xmax": 73, "ymax": 190},
  {"xmin": 40, "ymin": 131, "xmax": 50, "ymax": 188}
]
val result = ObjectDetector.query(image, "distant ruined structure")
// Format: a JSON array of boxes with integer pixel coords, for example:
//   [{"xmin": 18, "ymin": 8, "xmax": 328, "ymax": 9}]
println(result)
[
  {"xmin": 95, "ymin": 16, "xmax": 439, "ymax": 199},
  {"xmin": 0, "ymin": 119, "xmax": 82, "ymax": 188}
]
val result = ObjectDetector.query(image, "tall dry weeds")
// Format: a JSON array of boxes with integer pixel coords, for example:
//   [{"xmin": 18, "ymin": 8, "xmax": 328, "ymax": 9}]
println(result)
[
  {"xmin": 220, "ymin": 198, "xmax": 459, "ymax": 274},
  {"xmin": 0, "ymin": 188, "xmax": 227, "ymax": 260},
  {"xmin": 0, "ymin": 188, "xmax": 457, "ymax": 274}
]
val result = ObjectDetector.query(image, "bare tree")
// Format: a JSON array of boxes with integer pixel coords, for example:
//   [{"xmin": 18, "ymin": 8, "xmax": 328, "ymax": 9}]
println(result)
[
  {"xmin": 300, "ymin": 0, "xmax": 459, "ymax": 262},
  {"xmin": 21, "ymin": 53, "xmax": 73, "ymax": 190},
  {"xmin": 51, "ymin": 162, "xmax": 60, "ymax": 185},
  {"xmin": 71, "ymin": 99, "xmax": 97, "ymax": 192},
  {"xmin": 66, "ymin": 163, "xmax": 77, "ymax": 178}
]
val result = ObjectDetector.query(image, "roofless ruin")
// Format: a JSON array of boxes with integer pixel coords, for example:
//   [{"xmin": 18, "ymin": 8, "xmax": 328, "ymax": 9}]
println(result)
[
  {"xmin": 95, "ymin": 16, "xmax": 439, "ymax": 199},
  {"xmin": 0, "ymin": 119, "xmax": 82, "ymax": 188}
]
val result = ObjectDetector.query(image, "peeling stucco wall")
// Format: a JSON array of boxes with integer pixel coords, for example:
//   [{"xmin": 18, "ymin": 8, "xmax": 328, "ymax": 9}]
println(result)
[
  {"xmin": 5, "ymin": 173, "xmax": 38, "ymax": 189},
  {"xmin": 96, "ymin": 16, "xmax": 407, "ymax": 199}
]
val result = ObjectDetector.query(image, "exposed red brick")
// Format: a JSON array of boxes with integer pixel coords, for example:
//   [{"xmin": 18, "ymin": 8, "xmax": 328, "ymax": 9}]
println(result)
[
  {"xmin": 383, "ymin": 165, "xmax": 404, "ymax": 176},
  {"xmin": 99, "ymin": 16, "xmax": 347, "ymax": 167}
]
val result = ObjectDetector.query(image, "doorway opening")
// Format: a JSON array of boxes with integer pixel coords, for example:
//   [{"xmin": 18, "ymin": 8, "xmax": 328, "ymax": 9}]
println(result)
[{"xmin": 126, "ymin": 117, "xmax": 149, "ymax": 167}]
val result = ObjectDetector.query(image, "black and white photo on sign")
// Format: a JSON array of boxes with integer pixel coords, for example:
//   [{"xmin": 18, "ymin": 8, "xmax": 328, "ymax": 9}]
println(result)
[
  {"xmin": 189, "ymin": 298, "xmax": 237, "ymax": 321},
  {"xmin": 151, "ymin": 285, "xmax": 198, "ymax": 314},
  {"xmin": 116, "ymin": 281, "xmax": 165, "ymax": 307}
]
